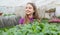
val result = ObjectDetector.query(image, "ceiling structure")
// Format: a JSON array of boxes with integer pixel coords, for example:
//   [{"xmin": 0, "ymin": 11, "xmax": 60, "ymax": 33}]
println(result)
[{"xmin": 0, "ymin": 0, "xmax": 59, "ymax": 7}]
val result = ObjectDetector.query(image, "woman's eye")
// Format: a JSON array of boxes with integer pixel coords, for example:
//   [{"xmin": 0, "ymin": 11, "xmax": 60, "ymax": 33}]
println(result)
[
  {"xmin": 26, "ymin": 7, "xmax": 32, "ymax": 9},
  {"xmin": 26, "ymin": 7, "xmax": 28, "ymax": 9},
  {"xmin": 29, "ymin": 7, "xmax": 32, "ymax": 9}
]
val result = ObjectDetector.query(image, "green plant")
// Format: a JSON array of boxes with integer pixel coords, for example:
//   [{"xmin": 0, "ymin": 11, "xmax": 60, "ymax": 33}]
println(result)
[
  {"xmin": 57, "ymin": 16, "xmax": 60, "ymax": 19},
  {"xmin": 3, "ymin": 13, "xmax": 15, "ymax": 16},
  {"xmin": 0, "ymin": 20, "xmax": 60, "ymax": 35}
]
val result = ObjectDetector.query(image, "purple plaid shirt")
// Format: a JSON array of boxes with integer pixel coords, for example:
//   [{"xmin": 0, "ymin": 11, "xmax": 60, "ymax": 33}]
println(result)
[{"xmin": 19, "ymin": 18, "xmax": 33, "ymax": 24}]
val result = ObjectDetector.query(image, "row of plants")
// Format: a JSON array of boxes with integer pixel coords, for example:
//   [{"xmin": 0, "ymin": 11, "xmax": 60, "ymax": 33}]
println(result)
[
  {"xmin": 3, "ymin": 13, "xmax": 16, "ymax": 16},
  {"xmin": 0, "ymin": 19, "xmax": 60, "ymax": 35}
]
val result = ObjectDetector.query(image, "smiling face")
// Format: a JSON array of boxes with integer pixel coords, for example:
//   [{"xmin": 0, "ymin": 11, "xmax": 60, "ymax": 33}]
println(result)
[{"xmin": 25, "ymin": 4, "xmax": 34, "ymax": 15}]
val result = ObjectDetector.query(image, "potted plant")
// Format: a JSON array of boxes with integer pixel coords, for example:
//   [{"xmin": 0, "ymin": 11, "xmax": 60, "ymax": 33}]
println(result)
[{"xmin": 45, "ymin": 8, "xmax": 56, "ymax": 18}]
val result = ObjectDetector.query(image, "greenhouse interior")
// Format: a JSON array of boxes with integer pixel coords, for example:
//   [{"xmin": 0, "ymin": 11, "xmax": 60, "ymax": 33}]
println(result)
[{"xmin": 0, "ymin": 0, "xmax": 60, "ymax": 35}]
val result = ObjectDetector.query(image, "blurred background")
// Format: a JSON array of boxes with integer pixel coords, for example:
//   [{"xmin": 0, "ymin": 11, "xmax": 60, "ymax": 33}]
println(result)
[{"xmin": 0, "ymin": 0, "xmax": 60, "ymax": 19}]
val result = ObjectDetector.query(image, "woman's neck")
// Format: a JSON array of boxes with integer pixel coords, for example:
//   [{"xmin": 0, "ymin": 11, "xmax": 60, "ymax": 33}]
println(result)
[{"xmin": 27, "ymin": 14, "xmax": 33, "ymax": 19}]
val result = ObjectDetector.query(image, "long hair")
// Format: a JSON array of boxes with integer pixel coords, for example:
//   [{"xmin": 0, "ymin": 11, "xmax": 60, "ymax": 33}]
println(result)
[{"xmin": 24, "ymin": 2, "xmax": 40, "ymax": 23}]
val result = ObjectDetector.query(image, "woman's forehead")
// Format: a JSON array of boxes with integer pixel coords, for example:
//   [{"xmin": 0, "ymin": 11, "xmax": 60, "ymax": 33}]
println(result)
[{"xmin": 26, "ymin": 4, "xmax": 33, "ymax": 7}]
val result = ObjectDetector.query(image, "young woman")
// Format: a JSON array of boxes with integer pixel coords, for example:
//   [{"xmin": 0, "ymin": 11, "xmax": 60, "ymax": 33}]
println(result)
[{"xmin": 19, "ymin": 2, "xmax": 40, "ymax": 24}]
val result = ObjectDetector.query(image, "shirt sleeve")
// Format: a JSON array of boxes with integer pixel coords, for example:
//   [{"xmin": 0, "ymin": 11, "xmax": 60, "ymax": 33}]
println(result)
[{"xmin": 19, "ymin": 18, "xmax": 24, "ymax": 24}]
